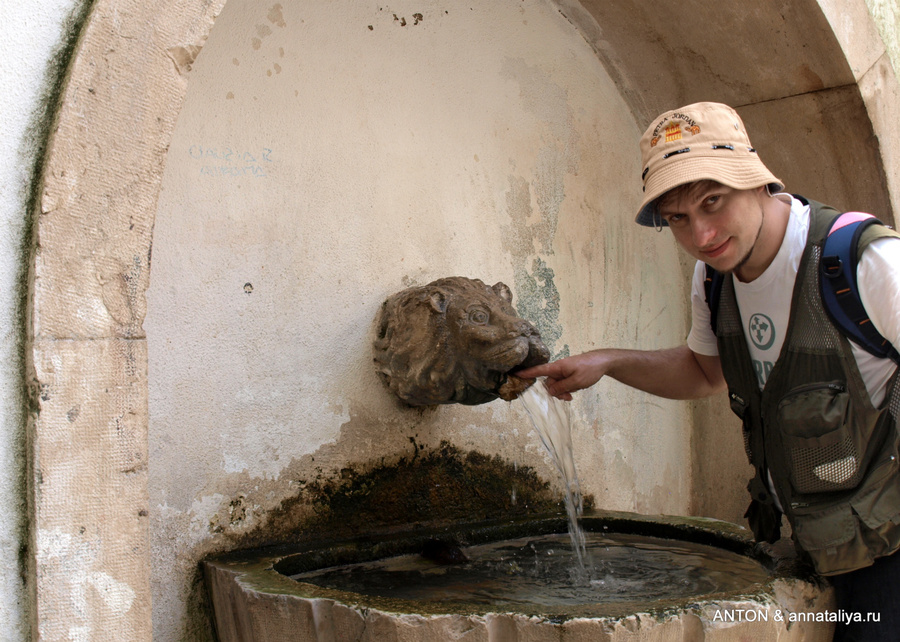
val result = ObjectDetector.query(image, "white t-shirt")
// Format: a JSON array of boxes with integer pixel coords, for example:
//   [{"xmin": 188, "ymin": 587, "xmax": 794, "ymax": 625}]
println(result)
[{"xmin": 687, "ymin": 194, "xmax": 900, "ymax": 407}]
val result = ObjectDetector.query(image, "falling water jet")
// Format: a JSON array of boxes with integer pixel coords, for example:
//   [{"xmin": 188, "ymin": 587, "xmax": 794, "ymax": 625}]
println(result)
[{"xmin": 517, "ymin": 378, "xmax": 589, "ymax": 578}]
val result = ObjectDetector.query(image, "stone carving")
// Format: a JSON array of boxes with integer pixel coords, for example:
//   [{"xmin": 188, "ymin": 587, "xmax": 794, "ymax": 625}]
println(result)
[{"xmin": 373, "ymin": 277, "xmax": 550, "ymax": 405}]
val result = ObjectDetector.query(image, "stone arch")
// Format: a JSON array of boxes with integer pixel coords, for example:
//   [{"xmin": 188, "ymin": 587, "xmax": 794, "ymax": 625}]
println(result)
[
  {"xmin": 28, "ymin": 0, "xmax": 226, "ymax": 638},
  {"xmin": 26, "ymin": 0, "xmax": 900, "ymax": 638}
]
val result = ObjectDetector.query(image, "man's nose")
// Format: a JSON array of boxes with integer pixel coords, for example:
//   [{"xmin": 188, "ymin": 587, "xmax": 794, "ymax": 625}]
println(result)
[{"xmin": 691, "ymin": 217, "xmax": 717, "ymax": 248}]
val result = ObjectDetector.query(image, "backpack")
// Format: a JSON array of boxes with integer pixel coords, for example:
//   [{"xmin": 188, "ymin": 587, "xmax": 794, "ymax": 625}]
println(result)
[{"xmin": 703, "ymin": 197, "xmax": 900, "ymax": 366}]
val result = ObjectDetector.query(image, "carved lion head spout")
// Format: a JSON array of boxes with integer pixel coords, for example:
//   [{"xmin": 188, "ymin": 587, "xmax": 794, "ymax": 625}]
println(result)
[{"xmin": 373, "ymin": 277, "xmax": 551, "ymax": 406}]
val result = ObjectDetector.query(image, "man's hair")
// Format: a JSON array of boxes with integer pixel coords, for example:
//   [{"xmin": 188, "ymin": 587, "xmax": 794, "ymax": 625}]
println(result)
[{"xmin": 654, "ymin": 179, "xmax": 724, "ymax": 215}]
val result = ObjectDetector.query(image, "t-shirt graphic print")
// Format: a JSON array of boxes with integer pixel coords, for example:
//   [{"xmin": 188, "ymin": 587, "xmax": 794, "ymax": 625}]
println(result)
[{"xmin": 747, "ymin": 312, "xmax": 778, "ymax": 386}]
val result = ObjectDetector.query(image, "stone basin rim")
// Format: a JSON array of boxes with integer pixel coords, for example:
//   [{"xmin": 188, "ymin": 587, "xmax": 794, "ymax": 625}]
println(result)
[{"xmin": 202, "ymin": 509, "xmax": 822, "ymax": 621}]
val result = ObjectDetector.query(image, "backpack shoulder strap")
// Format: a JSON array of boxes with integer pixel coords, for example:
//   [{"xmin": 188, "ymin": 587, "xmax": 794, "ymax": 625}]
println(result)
[
  {"xmin": 820, "ymin": 209, "xmax": 900, "ymax": 365},
  {"xmin": 704, "ymin": 263, "xmax": 724, "ymax": 334}
]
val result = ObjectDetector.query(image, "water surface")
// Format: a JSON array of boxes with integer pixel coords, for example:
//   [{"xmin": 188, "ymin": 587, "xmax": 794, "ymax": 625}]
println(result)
[{"xmin": 290, "ymin": 531, "xmax": 770, "ymax": 608}]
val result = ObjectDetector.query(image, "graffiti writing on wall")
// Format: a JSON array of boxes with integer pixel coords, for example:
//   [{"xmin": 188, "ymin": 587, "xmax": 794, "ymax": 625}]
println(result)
[{"xmin": 189, "ymin": 145, "xmax": 273, "ymax": 178}]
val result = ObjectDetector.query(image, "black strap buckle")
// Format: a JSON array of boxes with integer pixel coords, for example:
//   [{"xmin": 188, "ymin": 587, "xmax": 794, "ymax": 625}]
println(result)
[{"xmin": 821, "ymin": 255, "xmax": 843, "ymax": 279}]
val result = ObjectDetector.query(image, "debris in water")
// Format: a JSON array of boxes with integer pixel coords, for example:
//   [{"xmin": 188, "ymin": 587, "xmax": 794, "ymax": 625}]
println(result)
[{"xmin": 421, "ymin": 538, "xmax": 469, "ymax": 565}]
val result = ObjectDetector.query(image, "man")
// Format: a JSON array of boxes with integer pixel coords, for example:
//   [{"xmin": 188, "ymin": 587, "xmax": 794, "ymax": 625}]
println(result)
[{"xmin": 517, "ymin": 102, "xmax": 900, "ymax": 640}]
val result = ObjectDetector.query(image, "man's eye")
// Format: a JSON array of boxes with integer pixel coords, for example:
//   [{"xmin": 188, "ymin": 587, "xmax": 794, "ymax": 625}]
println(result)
[
  {"xmin": 705, "ymin": 195, "xmax": 721, "ymax": 206},
  {"xmin": 469, "ymin": 309, "xmax": 489, "ymax": 324},
  {"xmin": 667, "ymin": 214, "xmax": 685, "ymax": 224}
]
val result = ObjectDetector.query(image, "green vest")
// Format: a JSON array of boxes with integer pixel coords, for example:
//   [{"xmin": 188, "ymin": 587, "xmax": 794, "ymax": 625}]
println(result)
[{"xmin": 716, "ymin": 200, "xmax": 900, "ymax": 575}]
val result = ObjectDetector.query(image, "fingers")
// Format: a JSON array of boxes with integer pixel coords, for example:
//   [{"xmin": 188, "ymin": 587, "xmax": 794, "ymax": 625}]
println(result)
[
  {"xmin": 509, "ymin": 366, "xmax": 574, "ymax": 401},
  {"xmin": 514, "ymin": 362, "xmax": 557, "ymax": 379},
  {"xmin": 547, "ymin": 387, "xmax": 574, "ymax": 401},
  {"xmin": 515, "ymin": 351, "xmax": 606, "ymax": 401},
  {"xmin": 543, "ymin": 377, "xmax": 575, "ymax": 401},
  {"xmin": 546, "ymin": 387, "xmax": 574, "ymax": 401}
]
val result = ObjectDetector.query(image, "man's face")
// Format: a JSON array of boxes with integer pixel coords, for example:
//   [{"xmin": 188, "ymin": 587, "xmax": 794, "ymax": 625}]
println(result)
[{"xmin": 657, "ymin": 183, "xmax": 769, "ymax": 280}]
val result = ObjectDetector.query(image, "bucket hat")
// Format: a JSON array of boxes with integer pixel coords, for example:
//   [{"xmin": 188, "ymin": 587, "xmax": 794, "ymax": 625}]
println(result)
[{"xmin": 636, "ymin": 102, "xmax": 783, "ymax": 226}]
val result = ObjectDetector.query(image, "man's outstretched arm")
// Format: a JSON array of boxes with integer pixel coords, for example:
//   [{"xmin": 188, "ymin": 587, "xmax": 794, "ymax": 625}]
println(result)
[{"xmin": 516, "ymin": 346, "xmax": 725, "ymax": 401}]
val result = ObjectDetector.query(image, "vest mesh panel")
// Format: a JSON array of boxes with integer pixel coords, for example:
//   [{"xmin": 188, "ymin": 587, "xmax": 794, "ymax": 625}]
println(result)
[
  {"xmin": 790, "ymin": 245, "xmax": 843, "ymax": 352},
  {"xmin": 789, "ymin": 439, "xmax": 860, "ymax": 492},
  {"xmin": 786, "ymin": 243, "xmax": 861, "ymax": 493}
]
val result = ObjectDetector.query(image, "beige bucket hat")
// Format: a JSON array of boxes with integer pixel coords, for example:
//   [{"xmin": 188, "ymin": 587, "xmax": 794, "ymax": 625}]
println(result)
[{"xmin": 636, "ymin": 102, "xmax": 783, "ymax": 226}]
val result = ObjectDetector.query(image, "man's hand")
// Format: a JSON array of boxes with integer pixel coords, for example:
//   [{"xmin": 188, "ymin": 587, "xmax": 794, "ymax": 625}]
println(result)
[
  {"xmin": 516, "ymin": 346, "xmax": 725, "ymax": 401},
  {"xmin": 515, "ymin": 352, "xmax": 614, "ymax": 401}
]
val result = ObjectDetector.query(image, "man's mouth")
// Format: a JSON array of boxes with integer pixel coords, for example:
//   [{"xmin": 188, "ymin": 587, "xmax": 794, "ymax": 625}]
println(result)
[{"xmin": 700, "ymin": 238, "xmax": 730, "ymax": 259}]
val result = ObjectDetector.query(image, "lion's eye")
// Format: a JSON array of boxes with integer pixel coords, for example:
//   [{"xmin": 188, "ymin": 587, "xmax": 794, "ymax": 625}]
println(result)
[{"xmin": 468, "ymin": 309, "xmax": 489, "ymax": 324}]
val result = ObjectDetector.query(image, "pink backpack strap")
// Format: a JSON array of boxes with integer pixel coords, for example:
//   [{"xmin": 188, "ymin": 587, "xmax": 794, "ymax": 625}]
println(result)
[{"xmin": 829, "ymin": 211, "xmax": 875, "ymax": 235}]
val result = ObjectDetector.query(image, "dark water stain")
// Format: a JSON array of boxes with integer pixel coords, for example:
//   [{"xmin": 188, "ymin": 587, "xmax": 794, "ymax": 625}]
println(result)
[
  {"xmin": 189, "ymin": 441, "xmax": 568, "ymax": 639},
  {"xmin": 242, "ymin": 441, "xmax": 561, "ymax": 546}
]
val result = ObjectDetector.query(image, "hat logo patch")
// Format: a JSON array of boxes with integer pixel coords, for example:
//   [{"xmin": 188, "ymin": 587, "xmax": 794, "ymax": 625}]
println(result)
[
  {"xmin": 650, "ymin": 114, "xmax": 701, "ymax": 147},
  {"xmin": 665, "ymin": 122, "xmax": 682, "ymax": 143}
]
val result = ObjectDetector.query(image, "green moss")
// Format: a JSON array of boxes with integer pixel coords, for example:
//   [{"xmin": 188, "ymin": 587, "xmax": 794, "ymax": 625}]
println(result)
[{"xmin": 514, "ymin": 258, "xmax": 568, "ymax": 360}]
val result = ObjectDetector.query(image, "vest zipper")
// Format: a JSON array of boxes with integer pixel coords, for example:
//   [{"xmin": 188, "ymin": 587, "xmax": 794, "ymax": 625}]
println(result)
[{"xmin": 782, "ymin": 381, "xmax": 846, "ymax": 397}]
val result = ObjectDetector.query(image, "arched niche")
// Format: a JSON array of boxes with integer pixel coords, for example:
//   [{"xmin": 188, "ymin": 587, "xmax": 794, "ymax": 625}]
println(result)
[{"xmin": 27, "ymin": 0, "xmax": 900, "ymax": 638}]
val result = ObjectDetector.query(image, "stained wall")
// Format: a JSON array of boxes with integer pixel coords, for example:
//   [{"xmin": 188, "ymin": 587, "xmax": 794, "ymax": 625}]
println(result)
[{"xmin": 144, "ymin": 1, "xmax": 690, "ymax": 638}]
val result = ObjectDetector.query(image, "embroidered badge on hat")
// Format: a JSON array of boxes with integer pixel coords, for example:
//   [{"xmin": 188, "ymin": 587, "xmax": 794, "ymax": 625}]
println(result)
[
  {"xmin": 650, "ymin": 116, "xmax": 701, "ymax": 150},
  {"xmin": 664, "ymin": 122, "xmax": 682, "ymax": 143}
]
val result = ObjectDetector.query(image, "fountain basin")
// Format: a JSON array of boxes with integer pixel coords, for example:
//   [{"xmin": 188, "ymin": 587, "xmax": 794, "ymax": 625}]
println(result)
[{"xmin": 203, "ymin": 510, "xmax": 834, "ymax": 641}]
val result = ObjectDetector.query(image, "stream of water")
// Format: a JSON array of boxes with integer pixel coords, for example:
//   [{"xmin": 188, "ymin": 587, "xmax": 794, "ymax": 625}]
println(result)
[{"xmin": 517, "ymin": 378, "xmax": 589, "ymax": 578}]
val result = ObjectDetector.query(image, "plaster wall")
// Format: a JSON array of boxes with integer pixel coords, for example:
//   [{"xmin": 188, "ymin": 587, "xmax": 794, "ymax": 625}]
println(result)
[
  {"xmin": 144, "ymin": 0, "xmax": 691, "ymax": 638},
  {"xmin": 0, "ymin": 0, "xmax": 87, "ymax": 638}
]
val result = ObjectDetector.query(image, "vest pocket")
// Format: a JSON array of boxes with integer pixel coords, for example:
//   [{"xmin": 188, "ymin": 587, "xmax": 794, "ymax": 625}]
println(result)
[
  {"xmin": 792, "ymin": 501, "xmax": 869, "ymax": 575},
  {"xmin": 777, "ymin": 381, "xmax": 863, "ymax": 493},
  {"xmin": 850, "ymin": 453, "xmax": 900, "ymax": 532},
  {"xmin": 793, "ymin": 453, "xmax": 900, "ymax": 575}
]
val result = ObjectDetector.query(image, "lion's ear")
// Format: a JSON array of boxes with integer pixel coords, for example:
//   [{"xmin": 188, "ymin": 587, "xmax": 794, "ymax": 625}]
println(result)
[
  {"xmin": 428, "ymin": 291, "xmax": 448, "ymax": 314},
  {"xmin": 491, "ymin": 282, "xmax": 513, "ymax": 303}
]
